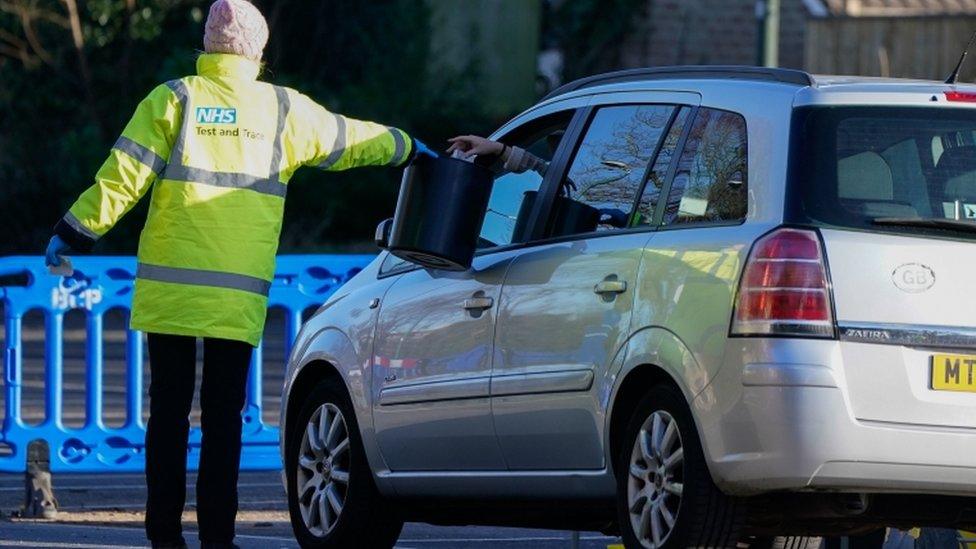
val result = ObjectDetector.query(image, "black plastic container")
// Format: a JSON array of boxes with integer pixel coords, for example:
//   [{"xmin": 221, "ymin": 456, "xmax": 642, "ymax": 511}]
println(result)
[{"xmin": 388, "ymin": 156, "xmax": 494, "ymax": 271}]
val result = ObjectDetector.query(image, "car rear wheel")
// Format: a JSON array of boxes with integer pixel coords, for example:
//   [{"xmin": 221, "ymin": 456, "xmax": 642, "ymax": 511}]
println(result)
[
  {"xmin": 617, "ymin": 385, "xmax": 743, "ymax": 548},
  {"xmin": 286, "ymin": 379, "xmax": 402, "ymax": 548}
]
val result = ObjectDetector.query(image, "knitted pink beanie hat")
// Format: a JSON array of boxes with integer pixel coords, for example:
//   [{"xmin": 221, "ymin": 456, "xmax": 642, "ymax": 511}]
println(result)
[{"xmin": 203, "ymin": 0, "xmax": 269, "ymax": 61}]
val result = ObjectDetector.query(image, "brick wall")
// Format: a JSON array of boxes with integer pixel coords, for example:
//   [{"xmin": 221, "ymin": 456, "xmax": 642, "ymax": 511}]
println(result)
[{"xmin": 618, "ymin": 0, "xmax": 809, "ymax": 70}]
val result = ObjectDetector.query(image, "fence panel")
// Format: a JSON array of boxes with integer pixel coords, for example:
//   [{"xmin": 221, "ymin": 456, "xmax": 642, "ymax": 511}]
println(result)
[
  {"xmin": 806, "ymin": 16, "xmax": 976, "ymax": 81},
  {"xmin": 0, "ymin": 254, "xmax": 374, "ymax": 473}
]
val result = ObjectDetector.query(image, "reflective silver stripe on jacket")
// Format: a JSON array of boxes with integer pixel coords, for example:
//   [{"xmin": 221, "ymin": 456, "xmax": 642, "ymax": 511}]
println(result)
[
  {"xmin": 269, "ymin": 86, "xmax": 291, "ymax": 182},
  {"xmin": 161, "ymin": 165, "xmax": 288, "ymax": 198},
  {"xmin": 113, "ymin": 136, "xmax": 166, "ymax": 174},
  {"xmin": 62, "ymin": 211, "xmax": 100, "ymax": 241},
  {"xmin": 164, "ymin": 79, "xmax": 189, "ymax": 167},
  {"xmin": 317, "ymin": 114, "xmax": 347, "ymax": 170},
  {"xmin": 160, "ymin": 79, "xmax": 289, "ymax": 199},
  {"xmin": 137, "ymin": 263, "xmax": 271, "ymax": 296},
  {"xmin": 387, "ymin": 127, "xmax": 407, "ymax": 166}
]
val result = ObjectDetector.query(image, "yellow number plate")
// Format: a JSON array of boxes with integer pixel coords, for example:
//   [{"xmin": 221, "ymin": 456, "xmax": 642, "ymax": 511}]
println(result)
[{"xmin": 931, "ymin": 353, "xmax": 976, "ymax": 393}]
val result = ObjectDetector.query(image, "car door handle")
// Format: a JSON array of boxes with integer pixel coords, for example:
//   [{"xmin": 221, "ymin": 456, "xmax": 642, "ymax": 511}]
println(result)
[
  {"xmin": 594, "ymin": 279, "xmax": 627, "ymax": 295},
  {"xmin": 462, "ymin": 296, "xmax": 494, "ymax": 311}
]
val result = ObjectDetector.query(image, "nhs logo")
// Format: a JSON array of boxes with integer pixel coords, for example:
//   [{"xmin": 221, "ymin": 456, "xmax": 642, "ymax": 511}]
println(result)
[{"xmin": 195, "ymin": 106, "xmax": 237, "ymax": 124}]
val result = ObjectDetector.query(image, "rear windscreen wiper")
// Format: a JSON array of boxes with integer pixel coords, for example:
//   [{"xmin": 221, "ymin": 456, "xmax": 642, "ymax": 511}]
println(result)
[{"xmin": 872, "ymin": 217, "xmax": 976, "ymax": 234}]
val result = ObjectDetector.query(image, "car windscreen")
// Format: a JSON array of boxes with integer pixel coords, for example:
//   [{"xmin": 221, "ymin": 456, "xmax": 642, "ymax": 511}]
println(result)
[{"xmin": 787, "ymin": 106, "xmax": 976, "ymax": 238}]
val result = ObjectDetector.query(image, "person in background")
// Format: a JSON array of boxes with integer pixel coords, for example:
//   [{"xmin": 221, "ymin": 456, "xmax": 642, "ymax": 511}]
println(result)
[{"xmin": 43, "ymin": 1, "xmax": 435, "ymax": 547}]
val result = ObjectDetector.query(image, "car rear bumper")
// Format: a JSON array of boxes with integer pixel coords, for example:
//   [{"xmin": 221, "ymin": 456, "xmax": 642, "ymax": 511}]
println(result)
[{"xmin": 698, "ymin": 339, "xmax": 976, "ymax": 497}]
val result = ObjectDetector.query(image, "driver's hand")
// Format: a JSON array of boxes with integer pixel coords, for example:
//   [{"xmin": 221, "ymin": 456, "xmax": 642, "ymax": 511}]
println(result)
[{"xmin": 447, "ymin": 135, "xmax": 505, "ymax": 158}]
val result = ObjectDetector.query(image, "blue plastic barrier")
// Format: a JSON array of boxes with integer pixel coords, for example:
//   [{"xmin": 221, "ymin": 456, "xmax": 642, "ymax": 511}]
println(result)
[{"xmin": 0, "ymin": 255, "xmax": 374, "ymax": 473}]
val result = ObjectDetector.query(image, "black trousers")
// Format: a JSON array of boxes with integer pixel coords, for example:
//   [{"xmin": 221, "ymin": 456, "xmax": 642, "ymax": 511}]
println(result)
[{"xmin": 145, "ymin": 333, "xmax": 253, "ymax": 545}]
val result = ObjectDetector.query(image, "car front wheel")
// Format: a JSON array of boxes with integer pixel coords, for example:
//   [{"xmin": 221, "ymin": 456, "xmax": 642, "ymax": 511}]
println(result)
[
  {"xmin": 617, "ymin": 384, "xmax": 743, "ymax": 548},
  {"xmin": 286, "ymin": 379, "xmax": 402, "ymax": 548}
]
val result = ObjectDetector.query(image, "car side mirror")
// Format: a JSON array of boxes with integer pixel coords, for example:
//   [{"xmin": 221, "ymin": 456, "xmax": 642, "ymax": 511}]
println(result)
[{"xmin": 375, "ymin": 218, "xmax": 393, "ymax": 249}]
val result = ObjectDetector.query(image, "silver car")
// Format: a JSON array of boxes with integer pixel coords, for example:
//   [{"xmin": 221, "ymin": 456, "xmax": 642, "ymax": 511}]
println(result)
[{"xmin": 279, "ymin": 66, "xmax": 976, "ymax": 548}]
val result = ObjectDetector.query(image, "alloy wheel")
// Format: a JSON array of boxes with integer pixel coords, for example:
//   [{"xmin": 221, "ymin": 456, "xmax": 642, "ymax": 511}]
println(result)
[
  {"xmin": 627, "ymin": 410, "xmax": 685, "ymax": 548},
  {"xmin": 296, "ymin": 402, "xmax": 351, "ymax": 537}
]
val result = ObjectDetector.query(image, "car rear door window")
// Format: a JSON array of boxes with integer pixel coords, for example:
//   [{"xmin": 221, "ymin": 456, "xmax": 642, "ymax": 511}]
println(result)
[
  {"xmin": 549, "ymin": 105, "xmax": 676, "ymax": 236},
  {"xmin": 660, "ymin": 108, "xmax": 748, "ymax": 225}
]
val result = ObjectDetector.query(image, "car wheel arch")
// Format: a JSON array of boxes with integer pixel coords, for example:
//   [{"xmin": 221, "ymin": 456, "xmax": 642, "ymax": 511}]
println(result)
[
  {"xmin": 607, "ymin": 363, "xmax": 683, "ymax": 478},
  {"xmin": 606, "ymin": 361, "xmax": 731, "ymax": 506},
  {"xmin": 284, "ymin": 359, "xmax": 345, "ymax": 446},
  {"xmin": 289, "ymin": 327, "xmax": 371, "ymax": 415},
  {"xmin": 282, "ymin": 325, "xmax": 394, "ymax": 477},
  {"xmin": 605, "ymin": 326, "xmax": 712, "ymax": 480}
]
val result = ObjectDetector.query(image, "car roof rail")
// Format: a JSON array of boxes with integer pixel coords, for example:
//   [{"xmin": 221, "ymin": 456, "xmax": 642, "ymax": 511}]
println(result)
[{"xmin": 541, "ymin": 65, "xmax": 816, "ymax": 101}]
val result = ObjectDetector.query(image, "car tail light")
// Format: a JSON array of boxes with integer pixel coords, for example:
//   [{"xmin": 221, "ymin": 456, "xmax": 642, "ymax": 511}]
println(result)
[
  {"xmin": 945, "ymin": 91, "xmax": 976, "ymax": 103},
  {"xmin": 731, "ymin": 228, "xmax": 835, "ymax": 338}
]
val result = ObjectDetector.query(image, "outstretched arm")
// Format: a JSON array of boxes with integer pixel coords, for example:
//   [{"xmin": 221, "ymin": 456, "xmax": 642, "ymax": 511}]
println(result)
[
  {"xmin": 298, "ymin": 95, "xmax": 415, "ymax": 171},
  {"xmin": 54, "ymin": 83, "xmax": 180, "ymax": 252}
]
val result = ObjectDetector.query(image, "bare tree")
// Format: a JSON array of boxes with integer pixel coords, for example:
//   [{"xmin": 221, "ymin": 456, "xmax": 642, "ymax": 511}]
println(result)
[{"xmin": 0, "ymin": 0, "xmax": 103, "ymax": 136}]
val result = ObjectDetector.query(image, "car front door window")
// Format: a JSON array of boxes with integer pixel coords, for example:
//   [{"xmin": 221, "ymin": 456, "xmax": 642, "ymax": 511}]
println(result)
[{"xmin": 478, "ymin": 115, "xmax": 573, "ymax": 249}]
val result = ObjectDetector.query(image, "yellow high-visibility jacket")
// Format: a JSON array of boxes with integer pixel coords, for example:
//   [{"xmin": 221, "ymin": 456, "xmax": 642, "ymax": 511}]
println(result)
[{"xmin": 55, "ymin": 53, "xmax": 414, "ymax": 345}]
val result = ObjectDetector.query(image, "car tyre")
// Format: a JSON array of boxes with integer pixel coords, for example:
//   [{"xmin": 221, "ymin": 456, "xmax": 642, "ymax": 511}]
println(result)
[
  {"xmin": 616, "ymin": 384, "xmax": 743, "ymax": 548},
  {"xmin": 286, "ymin": 379, "xmax": 403, "ymax": 549}
]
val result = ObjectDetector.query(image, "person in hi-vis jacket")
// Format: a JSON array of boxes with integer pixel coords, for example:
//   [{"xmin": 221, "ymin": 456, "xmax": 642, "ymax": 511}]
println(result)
[{"xmin": 44, "ymin": 1, "xmax": 435, "ymax": 547}]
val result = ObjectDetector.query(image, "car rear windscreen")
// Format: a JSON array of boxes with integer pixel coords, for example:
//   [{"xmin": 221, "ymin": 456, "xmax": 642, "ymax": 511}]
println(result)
[{"xmin": 787, "ymin": 106, "xmax": 976, "ymax": 236}]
